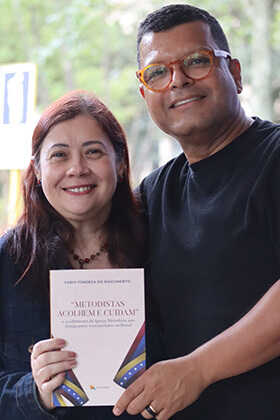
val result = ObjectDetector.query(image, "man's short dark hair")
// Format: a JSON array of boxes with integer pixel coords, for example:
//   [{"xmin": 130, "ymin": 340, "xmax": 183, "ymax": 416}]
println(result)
[{"xmin": 137, "ymin": 4, "xmax": 230, "ymax": 67}]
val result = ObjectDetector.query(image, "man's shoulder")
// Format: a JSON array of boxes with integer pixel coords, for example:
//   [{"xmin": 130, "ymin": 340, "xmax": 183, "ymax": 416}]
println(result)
[
  {"xmin": 248, "ymin": 118, "xmax": 280, "ymax": 163},
  {"xmin": 140, "ymin": 153, "xmax": 187, "ymax": 193},
  {"xmin": 252, "ymin": 116, "xmax": 280, "ymax": 140}
]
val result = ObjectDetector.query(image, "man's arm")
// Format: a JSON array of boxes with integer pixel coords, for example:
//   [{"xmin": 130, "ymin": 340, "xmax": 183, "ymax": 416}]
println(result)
[{"xmin": 113, "ymin": 279, "xmax": 280, "ymax": 420}]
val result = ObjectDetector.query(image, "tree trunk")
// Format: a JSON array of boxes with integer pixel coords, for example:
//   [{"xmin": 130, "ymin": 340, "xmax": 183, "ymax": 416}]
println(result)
[{"xmin": 249, "ymin": 0, "xmax": 274, "ymax": 120}]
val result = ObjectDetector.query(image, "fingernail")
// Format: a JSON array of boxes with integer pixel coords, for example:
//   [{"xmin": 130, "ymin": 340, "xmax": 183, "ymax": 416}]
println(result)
[
  {"xmin": 69, "ymin": 352, "xmax": 76, "ymax": 358},
  {"xmin": 57, "ymin": 339, "xmax": 66, "ymax": 347},
  {"xmin": 113, "ymin": 407, "xmax": 120, "ymax": 416}
]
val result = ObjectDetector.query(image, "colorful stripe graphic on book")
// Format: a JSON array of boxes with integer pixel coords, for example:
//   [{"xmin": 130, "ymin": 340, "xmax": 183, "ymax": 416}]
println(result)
[
  {"xmin": 114, "ymin": 322, "xmax": 146, "ymax": 388},
  {"xmin": 52, "ymin": 370, "xmax": 89, "ymax": 407}
]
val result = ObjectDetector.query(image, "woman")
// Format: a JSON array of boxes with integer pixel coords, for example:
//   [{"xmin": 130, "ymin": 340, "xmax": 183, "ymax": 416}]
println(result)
[{"xmin": 0, "ymin": 90, "xmax": 146, "ymax": 419}]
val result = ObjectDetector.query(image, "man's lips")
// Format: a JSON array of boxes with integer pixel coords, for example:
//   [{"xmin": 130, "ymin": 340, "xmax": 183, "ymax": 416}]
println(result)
[
  {"xmin": 63, "ymin": 185, "xmax": 96, "ymax": 193},
  {"xmin": 170, "ymin": 96, "xmax": 205, "ymax": 108}
]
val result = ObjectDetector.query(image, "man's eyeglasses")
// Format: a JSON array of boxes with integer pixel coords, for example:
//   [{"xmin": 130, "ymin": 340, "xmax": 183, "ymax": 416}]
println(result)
[{"xmin": 136, "ymin": 49, "xmax": 231, "ymax": 92}]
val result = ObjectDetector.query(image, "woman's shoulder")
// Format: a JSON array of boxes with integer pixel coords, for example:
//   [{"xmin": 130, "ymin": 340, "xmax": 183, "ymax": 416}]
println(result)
[
  {"xmin": 0, "ymin": 228, "xmax": 20, "ymax": 268},
  {"xmin": 0, "ymin": 230, "xmax": 12, "ymax": 253}
]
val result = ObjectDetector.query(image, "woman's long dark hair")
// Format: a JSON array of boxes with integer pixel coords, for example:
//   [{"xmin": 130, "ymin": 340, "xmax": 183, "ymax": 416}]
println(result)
[{"xmin": 7, "ymin": 90, "xmax": 147, "ymax": 296}]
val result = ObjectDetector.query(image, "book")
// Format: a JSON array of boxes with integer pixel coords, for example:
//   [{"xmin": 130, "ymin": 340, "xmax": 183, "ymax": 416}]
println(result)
[{"xmin": 50, "ymin": 268, "xmax": 145, "ymax": 407}]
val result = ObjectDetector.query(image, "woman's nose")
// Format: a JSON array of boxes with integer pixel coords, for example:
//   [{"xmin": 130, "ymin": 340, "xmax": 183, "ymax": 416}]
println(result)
[{"xmin": 67, "ymin": 156, "xmax": 91, "ymax": 177}]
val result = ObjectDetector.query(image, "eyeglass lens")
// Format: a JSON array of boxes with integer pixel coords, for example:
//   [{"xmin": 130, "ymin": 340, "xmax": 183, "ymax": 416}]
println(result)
[{"xmin": 143, "ymin": 52, "xmax": 212, "ymax": 90}]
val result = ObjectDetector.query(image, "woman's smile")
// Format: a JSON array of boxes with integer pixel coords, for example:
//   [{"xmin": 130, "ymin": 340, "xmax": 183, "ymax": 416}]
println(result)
[
  {"xmin": 37, "ymin": 114, "xmax": 123, "ymax": 226},
  {"xmin": 63, "ymin": 184, "xmax": 96, "ymax": 194}
]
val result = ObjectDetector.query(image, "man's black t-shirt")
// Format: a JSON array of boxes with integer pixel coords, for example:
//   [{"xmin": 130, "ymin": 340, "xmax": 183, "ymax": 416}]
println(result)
[{"xmin": 139, "ymin": 117, "xmax": 280, "ymax": 419}]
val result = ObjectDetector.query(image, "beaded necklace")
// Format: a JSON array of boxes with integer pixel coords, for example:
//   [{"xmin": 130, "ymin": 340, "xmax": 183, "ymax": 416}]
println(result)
[{"xmin": 70, "ymin": 241, "xmax": 109, "ymax": 269}]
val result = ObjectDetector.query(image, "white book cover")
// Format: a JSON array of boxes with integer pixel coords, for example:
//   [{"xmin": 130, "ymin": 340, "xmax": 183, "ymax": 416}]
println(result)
[{"xmin": 50, "ymin": 268, "xmax": 145, "ymax": 407}]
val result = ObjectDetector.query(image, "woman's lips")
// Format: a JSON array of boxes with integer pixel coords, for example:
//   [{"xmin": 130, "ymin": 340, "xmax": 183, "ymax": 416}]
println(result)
[{"xmin": 63, "ymin": 185, "xmax": 96, "ymax": 193}]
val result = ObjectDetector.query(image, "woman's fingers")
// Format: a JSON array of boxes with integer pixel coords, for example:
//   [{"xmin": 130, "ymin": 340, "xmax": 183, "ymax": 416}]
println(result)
[
  {"xmin": 31, "ymin": 338, "xmax": 66, "ymax": 358},
  {"xmin": 41, "ymin": 371, "xmax": 66, "ymax": 393},
  {"xmin": 33, "ymin": 347, "xmax": 76, "ymax": 373},
  {"xmin": 35, "ymin": 356, "xmax": 76, "ymax": 387},
  {"xmin": 31, "ymin": 337, "xmax": 77, "ymax": 410}
]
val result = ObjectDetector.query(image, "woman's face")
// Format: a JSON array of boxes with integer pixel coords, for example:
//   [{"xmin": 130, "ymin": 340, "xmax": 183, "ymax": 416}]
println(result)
[{"xmin": 36, "ymin": 114, "xmax": 123, "ymax": 227}]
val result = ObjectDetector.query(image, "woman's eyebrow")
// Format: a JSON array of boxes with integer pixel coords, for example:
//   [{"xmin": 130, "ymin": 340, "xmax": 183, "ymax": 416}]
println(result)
[
  {"xmin": 82, "ymin": 140, "xmax": 104, "ymax": 147},
  {"xmin": 49, "ymin": 143, "xmax": 69, "ymax": 149},
  {"xmin": 48, "ymin": 140, "xmax": 105, "ymax": 150}
]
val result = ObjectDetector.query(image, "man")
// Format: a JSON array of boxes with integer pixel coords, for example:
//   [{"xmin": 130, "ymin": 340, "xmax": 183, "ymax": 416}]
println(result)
[{"xmin": 113, "ymin": 4, "xmax": 280, "ymax": 420}]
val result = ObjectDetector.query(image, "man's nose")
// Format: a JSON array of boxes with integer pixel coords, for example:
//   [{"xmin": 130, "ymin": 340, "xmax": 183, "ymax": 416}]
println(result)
[{"xmin": 169, "ymin": 63, "xmax": 193, "ymax": 89}]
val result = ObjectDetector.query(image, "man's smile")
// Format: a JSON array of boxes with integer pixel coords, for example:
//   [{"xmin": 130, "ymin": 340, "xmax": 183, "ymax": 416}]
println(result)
[{"xmin": 170, "ymin": 96, "xmax": 205, "ymax": 109}]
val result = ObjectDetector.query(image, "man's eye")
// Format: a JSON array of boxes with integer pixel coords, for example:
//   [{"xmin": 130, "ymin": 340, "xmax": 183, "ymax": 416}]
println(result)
[
  {"xmin": 145, "ymin": 65, "xmax": 169, "ymax": 82},
  {"xmin": 150, "ymin": 67, "xmax": 165, "ymax": 79},
  {"xmin": 185, "ymin": 55, "xmax": 210, "ymax": 67}
]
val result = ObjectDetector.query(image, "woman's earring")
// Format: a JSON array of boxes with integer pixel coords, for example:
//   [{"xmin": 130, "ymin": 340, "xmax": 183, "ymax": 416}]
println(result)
[
  {"xmin": 118, "ymin": 174, "xmax": 124, "ymax": 183},
  {"xmin": 36, "ymin": 179, "xmax": 42, "ymax": 186},
  {"xmin": 236, "ymin": 82, "xmax": 242, "ymax": 94}
]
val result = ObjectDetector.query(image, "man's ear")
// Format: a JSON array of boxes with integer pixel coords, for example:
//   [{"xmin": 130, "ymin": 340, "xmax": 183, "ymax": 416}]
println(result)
[
  {"xmin": 139, "ymin": 84, "xmax": 145, "ymax": 99},
  {"xmin": 230, "ymin": 58, "xmax": 243, "ymax": 94}
]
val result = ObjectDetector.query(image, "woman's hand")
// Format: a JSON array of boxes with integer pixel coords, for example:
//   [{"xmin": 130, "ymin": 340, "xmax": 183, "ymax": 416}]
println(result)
[
  {"xmin": 113, "ymin": 355, "xmax": 206, "ymax": 419},
  {"xmin": 31, "ymin": 338, "xmax": 76, "ymax": 411}
]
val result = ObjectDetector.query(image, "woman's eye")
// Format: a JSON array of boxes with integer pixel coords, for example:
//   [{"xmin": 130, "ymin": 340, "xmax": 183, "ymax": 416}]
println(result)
[
  {"xmin": 87, "ymin": 148, "xmax": 103, "ymax": 158},
  {"xmin": 50, "ymin": 152, "xmax": 66, "ymax": 159}
]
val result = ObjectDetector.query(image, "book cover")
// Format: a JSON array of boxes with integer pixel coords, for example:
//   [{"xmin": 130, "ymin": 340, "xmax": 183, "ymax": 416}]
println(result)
[{"xmin": 50, "ymin": 268, "xmax": 145, "ymax": 407}]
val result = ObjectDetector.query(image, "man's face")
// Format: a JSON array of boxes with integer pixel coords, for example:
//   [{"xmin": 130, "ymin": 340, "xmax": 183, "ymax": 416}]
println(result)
[{"xmin": 138, "ymin": 21, "xmax": 242, "ymax": 145}]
